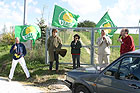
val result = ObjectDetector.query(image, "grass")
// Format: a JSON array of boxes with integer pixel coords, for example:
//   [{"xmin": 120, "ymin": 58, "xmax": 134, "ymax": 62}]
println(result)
[{"xmin": 81, "ymin": 31, "xmax": 139, "ymax": 46}]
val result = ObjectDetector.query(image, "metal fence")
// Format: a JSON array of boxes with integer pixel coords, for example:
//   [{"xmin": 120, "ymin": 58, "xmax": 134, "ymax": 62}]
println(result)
[{"xmin": 45, "ymin": 27, "xmax": 140, "ymax": 66}]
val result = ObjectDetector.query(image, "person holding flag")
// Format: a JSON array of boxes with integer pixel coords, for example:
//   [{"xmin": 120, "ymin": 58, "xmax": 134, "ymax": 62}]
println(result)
[
  {"xmin": 8, "ymin": 37, "xmax": 30, "ymax": 81},
  {"xmin": 96, "ymin": 30, "xmax": 112, "ymax": 68},
  {"xmin": 96, "ymin": 11, "xmax": 116, "ymax": 68}
]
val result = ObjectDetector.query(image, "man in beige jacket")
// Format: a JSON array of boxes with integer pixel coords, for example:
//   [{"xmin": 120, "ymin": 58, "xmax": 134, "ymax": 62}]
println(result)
[
  {"xmin": 96, "ymin": 30, "xmax": 112, "ymax": 67},
  {"xmin": 47, "ymin": 29, "xmax": 62, "ymax": 72}
]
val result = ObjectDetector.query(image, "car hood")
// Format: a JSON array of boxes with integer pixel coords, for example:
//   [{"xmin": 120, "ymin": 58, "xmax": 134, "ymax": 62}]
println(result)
[
  {"xmin": 66, "ymin": 66, "xmax": 100, "ymax": 78},
  {"xmin": 73, "ymin": 66, "xmax": 99, "ymax": 73}
]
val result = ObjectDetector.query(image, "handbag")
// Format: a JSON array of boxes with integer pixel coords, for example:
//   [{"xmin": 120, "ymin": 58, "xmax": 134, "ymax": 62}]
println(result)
[{"xmin": 56, "ymin": 49, "xmax": 67, "ymax": 57}]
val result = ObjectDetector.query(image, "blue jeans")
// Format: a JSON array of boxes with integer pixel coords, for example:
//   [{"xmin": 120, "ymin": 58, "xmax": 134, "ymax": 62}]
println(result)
[{"xmin": 72, "ymin": 55, "xmax": 80, "ymax": 69}]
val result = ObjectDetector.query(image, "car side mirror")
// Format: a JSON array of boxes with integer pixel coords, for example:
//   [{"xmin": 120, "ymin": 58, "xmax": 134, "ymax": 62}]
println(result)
[
  {"xmin": 115, "ymin": 72, "xmax": 125, "ymax": 80},
  {"xmin": 114, "ymin": 72, "xmax": 120, "ymax": 79}
]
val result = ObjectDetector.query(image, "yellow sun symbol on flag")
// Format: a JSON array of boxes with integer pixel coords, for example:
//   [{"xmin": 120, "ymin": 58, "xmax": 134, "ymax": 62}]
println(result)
[
  {"xmin": 103, "ymin": 23, "xmax": 112, "ymax": 34},
  {"xmin": 25, "ymin": 26, "xmax": 36, "ymax": 34},
  {"xmin": 63, "ymin": 13, "xmax": 73, "ymax": 23}
]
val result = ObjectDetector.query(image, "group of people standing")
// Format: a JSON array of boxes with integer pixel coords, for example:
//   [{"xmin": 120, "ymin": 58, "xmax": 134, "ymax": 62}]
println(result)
[
  {"xmin": 47, "ymin": 29, "xmax": 82, "ymax": 70},
  {"xmin": 97, "ymin": 28, "xmax": 135, "ymax": 67},
  {"xmin": 46, "ymin": 28, "xmax": 135, "ymax": 70},
  {"xmin": 8, "ymin": 28, "xmax": 135, "ymax": 81}
]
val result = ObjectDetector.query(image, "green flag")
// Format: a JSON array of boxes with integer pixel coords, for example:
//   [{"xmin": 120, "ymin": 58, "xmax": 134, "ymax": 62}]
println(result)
[
  {"xmin": 52, "ymin": 5, "xmax": 80, "ymax": 28},
  {"xmin": 15, "ymin": 25, "xmax": 41, "ymax": 45},
  {"xmin": 96, "ymin": 12, "xmax": 117, "ymax": 38}
]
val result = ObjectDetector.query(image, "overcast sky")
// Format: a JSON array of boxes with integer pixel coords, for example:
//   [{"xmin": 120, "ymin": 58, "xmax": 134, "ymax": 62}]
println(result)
[{"xmin": 0, "ymin": 0, "xmax": 140, "ymax": 34}]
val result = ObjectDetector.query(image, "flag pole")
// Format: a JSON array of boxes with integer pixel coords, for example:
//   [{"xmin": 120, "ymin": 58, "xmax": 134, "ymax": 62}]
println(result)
[
  {"xmin": 107, "ymin": 9, "xmax": 109, "ymax": 12},
  {"xmin": 96, "ymin": 9, "xmax": 110, "ymax": 25}
]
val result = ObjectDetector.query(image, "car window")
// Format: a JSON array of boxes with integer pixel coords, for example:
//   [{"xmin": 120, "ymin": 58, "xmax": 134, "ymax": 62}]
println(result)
[
  {"xmin": 104, "ymin": 61, "xmax": 121, "ymax": 76},
  {"xmin": 119, "ymin": 57, "xmax": 140, "ymax": 81}
]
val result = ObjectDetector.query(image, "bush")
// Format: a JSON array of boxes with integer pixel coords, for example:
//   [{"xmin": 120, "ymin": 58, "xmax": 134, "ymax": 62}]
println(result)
[
  {"xmin": 25, "ymin": 41, "xmax": 45, "ymax": 64},
  {"xmin": 1, "ymin": 32, "xmax": 15, "ymax": 45}
]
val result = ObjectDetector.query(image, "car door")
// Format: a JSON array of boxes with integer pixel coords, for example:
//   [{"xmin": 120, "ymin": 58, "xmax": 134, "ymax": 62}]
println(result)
[
  {"xmin": 119, "ymin": 57, "xmax": 140, "ymax": 93},
  {"xmin": 96, "ymin": 56, "xmax": 140, "ymax": 93}
]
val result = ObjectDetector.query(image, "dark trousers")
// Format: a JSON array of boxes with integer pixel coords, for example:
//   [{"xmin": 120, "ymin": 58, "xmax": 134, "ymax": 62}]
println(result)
[
  {"xmin": 72, "ymin": 55, "xmax": 80, "ymax": 69},
  {"xmin": 49, "ymin": 51, "xmax": 59, "ymax": 70}
]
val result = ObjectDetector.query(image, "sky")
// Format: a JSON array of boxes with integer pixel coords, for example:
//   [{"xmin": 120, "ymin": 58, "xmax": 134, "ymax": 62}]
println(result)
[{"xmin": 0, "ymin": 0, "xmax": 140, "ymax": 34}]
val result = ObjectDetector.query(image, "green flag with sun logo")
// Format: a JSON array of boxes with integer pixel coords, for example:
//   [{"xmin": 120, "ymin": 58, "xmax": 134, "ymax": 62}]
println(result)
[
  {"xmin": 15, "ymin": 25, "xmax": 41, "ymax": 45},
  {"xmin": 52, "ymin": 5, "xmax": 80, "ymax": 28},
  {"xmin": 96, "ymin": 12, "xmax": 117, "ymax": 38}
]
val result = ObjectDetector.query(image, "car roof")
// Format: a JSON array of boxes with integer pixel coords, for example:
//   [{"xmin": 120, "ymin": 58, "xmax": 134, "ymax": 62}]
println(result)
[{"xmin": 123, "ymin": 49, "xmax": 140, "ymax": 56}]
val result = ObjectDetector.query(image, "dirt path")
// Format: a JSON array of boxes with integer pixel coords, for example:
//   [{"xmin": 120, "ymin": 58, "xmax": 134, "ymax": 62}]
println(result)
[
  {"xmin": 0, "ymin": 77, "xmax": 44, "ymax": 93},
  {"xmin": 45, "ymin": 77, "xmax": 72, "ymax": 93}
]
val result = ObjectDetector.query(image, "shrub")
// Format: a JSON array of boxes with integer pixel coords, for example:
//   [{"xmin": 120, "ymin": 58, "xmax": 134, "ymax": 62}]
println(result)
[{"xmin": 1, "ymin": 32, "xmax": 15, "ymax": 45}]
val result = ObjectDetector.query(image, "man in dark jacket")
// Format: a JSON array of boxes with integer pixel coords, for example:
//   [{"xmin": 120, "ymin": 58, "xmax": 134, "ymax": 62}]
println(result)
[
  {"xmin": 71, "ymin": 34, "xmax": 82, "ymax": 69},
  {"xmin": 8, "ymin": 37, "xmax": 30, "ymax": 81}
]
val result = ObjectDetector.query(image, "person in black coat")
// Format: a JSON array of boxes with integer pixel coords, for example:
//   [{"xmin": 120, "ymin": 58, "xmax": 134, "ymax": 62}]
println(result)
[{"xmin": 71, "ymin": 34, "xmax": 82, "ymax": 69}]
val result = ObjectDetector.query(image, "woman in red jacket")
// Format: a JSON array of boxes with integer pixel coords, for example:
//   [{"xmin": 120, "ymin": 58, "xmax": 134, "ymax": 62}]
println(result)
[{"xmin": 117, "ymin": 28, "xmax": 135, "ymax": 55}]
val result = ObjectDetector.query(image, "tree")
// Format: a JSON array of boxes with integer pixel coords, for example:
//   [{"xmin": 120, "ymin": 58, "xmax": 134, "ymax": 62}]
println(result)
[
  {"xmin": 36, "ymin": 17, "xmax": 47, "ymax": 44},
  {"xmin": 36, "ymin": 6, "xmax": 47, "ymax": 45},
  {"xmin": 2, "ymin": 24, "xmax": 8, "ymax": 33},
  {"xmin": 78, "ymin": 20, "xmax": 96, "ymax": 27},
  {"xmin": 1, "ymin": 32, "xmax": 15, "ymax": 44}
]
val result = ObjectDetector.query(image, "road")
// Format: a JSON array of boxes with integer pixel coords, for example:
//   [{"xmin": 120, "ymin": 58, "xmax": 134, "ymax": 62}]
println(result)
[{"xmin": 0, "ymin": 77, "xmax": 43, "ymax": 93}]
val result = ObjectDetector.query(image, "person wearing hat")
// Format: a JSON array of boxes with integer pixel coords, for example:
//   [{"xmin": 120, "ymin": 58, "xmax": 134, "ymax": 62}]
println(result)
[
  {"xmin": 71, "ymin": 34, "xmax": 82, "ymax": 69},
  {"xmin": 96, "ymin": 30, "xmax": 112, "ymax": 68},
  {"xmin": 47, "ymin": 29, "xmax": 62, "ymax": 72}
]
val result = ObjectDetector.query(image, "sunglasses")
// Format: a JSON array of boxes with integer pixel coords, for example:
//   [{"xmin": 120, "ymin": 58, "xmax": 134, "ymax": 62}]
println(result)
[{"xmin": 75, "ymin": 38, "xmax": 78, "ymax": 39}]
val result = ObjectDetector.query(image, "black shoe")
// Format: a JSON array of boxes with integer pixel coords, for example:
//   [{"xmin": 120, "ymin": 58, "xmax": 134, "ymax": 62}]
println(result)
[{"xmin": 8, "ymin": 78, "xmax": 11, "ymax": 82}]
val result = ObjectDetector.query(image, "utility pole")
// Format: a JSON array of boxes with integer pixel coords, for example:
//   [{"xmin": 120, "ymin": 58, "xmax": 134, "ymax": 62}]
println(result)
[
  {"xmin": 138, "ymin": 19, "xmax": 140, "ymax": 26},
  {"xmin": 23, "ymin": 0, "xmax": 27, "ymax": 25},
  {"xmin": 41, "ymin": 6, "xmax": 45, "ymax": 18},
  {"xmin": 136, "ymin": 19, "xmax": 140, "ymax": 34},
  {"xmin": 23, "ymin": 0, "xmax": 32, "ymax": 49}
]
